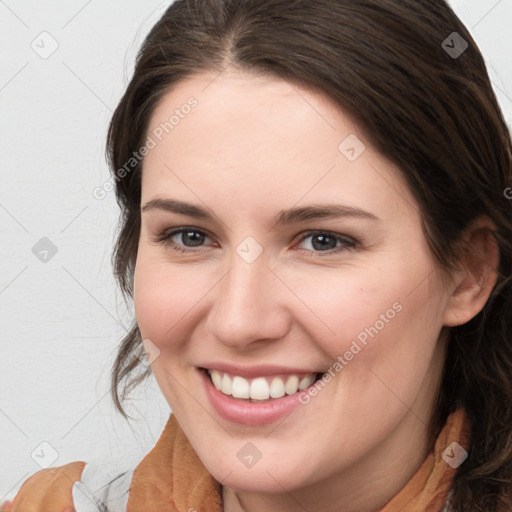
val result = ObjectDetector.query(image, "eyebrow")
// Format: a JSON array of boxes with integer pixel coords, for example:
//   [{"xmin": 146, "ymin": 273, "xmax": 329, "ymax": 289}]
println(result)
[{"xmin": 141, "ymin": 197, "xmax": 380, "ymax": 226}]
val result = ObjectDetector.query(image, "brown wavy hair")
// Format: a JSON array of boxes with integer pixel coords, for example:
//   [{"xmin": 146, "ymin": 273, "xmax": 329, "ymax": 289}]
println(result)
[{"xmin": 106, "ymin": 0, "xmax": 512, "ymax": 509}]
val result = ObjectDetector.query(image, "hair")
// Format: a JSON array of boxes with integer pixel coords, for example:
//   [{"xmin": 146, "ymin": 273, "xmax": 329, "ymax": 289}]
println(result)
[{"xmin": 105, "ymin": 0, "xmax": 512, "ymax": 509}]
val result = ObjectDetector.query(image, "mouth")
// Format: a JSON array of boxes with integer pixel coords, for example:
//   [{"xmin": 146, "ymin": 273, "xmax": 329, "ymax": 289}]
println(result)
[{"xmin": 202, "ymin": 368, "xmax": 324, "ymax": 403}]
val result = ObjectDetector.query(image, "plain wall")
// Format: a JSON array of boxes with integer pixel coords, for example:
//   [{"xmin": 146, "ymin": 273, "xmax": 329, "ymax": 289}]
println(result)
[{"xmin": 1, "ymin": 0, "xmax": 511, "ymax": 503}]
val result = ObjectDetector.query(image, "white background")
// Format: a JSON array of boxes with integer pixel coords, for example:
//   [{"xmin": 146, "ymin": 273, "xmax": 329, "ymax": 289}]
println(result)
[{"xmin": 1, "ymin": 0, "xmax": 511, "ymax": 503}]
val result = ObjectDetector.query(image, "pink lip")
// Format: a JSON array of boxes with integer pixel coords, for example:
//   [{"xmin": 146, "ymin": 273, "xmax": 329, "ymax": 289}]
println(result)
[
  {"xmin": 199, "ymin": 362, "xmax": 321, "ymax": 379},
  {"xmin": 199, "ymin": 368, "xmax": 307, "ymax": 426}
]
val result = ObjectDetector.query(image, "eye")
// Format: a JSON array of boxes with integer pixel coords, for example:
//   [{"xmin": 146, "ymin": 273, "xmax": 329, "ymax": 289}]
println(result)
[
  {"xmin": 294, "ymin": 231, "xmax": 357, "ymax": 256},
  {"xmin": 152, "ymin": 227, "xmax": 358, "ymax": 256},
  {"xmin": 152, "ymin": 227, "xmax": 214, "ymax": 253}
]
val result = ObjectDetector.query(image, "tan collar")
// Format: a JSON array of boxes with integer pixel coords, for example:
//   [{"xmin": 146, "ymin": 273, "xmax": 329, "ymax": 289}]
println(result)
[
  {"xmin": 127, "ymin": 413, "xmax": 222, "ymax": 512},
  {"xmin": 127, "ymin": 408, "xmax": 469, "ymax": 512},
  {"xmin": 376, "ymin": 408, "xmax": 470, "ymax": 511}
]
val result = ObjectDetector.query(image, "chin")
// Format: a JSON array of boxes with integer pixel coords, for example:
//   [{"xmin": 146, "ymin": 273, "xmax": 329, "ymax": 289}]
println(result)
[
  {"xmin": 221, "ymin": 470, "xmax": 297, "ymax": 494},
  {"xmin": 200, "ymin": 450, "xmax": 317, "ymax": 494}
]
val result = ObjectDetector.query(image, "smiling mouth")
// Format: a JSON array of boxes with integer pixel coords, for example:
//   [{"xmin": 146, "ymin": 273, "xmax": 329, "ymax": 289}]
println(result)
[{"xmin": 203, "ymin": 368, "xmax": 323, "ymax": 402}]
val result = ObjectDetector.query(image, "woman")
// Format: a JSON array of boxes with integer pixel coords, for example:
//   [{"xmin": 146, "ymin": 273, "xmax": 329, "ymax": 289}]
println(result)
[{"xmin": 2, "ymin": 0, "xmax": 511, "ymax": 510}]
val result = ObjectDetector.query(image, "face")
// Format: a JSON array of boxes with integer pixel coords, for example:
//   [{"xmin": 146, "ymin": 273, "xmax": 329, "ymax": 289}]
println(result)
[{"xmin": 133, "ymin": 68, "xmax": 453, "ymax": 497}]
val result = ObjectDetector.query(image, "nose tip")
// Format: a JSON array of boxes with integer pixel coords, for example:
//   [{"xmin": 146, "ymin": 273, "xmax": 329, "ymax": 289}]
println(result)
[{"xmin": 206, "ymin": 255, "xmax": 290, "ymax": 349}]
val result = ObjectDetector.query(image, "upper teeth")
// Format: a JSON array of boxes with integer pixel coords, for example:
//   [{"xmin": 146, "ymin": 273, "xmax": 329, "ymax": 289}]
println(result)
[{"xmin": 208, "ymin": 370, "xmax": 317, "ymax": 400}]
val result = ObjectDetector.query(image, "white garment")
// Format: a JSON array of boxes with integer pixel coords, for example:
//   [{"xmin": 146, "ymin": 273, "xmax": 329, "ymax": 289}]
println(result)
[{"xmin": 72, "ymin": 462, "xmax": 134, "ymax": 512}]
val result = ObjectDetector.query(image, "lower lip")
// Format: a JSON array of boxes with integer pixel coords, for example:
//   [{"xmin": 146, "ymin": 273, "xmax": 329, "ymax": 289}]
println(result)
[{"xmin": 200, "ymin": 369, "xmax": 309, "ymax": 426}]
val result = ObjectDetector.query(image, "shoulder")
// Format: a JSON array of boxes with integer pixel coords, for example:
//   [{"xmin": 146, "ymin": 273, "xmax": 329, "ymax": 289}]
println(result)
[
  {"xmin": 0, "ymin": 461, "xmax": 137, "ymax": 512},
  {"xmin": 0, "ymin": 461, "xmax": 86, "ymax": 512}
]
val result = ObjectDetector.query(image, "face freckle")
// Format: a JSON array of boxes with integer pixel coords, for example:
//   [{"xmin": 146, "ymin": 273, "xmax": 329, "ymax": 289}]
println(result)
[{"xmin": 133, "ymin": 68, "xmax": 453, "ymax": 499}]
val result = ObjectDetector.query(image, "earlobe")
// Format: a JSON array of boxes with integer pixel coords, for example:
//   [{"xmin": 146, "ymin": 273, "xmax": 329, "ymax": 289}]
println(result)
[{"xmin": 443, "ymin": 217, "xmax": 499, "ymax": 327}]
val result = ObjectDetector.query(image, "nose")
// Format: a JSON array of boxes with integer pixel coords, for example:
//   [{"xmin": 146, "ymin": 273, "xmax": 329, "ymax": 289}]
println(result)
[{"xmin": 206, "ymin": 248, "xmax": 291, "ymax": 350}]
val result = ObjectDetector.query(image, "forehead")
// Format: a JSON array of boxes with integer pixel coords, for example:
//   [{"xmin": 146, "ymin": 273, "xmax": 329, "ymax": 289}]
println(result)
[
  {"xmin": 141, "ymin": 69, "xmax": 418, "ymax": 223},
  {"xmin": 145, "ymin": 69, "xmax": 343, "ymax": 162}
]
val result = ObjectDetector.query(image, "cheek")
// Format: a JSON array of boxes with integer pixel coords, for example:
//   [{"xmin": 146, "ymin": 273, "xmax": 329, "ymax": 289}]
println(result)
[
  {"xmin": 278, "ymin": 263, "xmax": 405, "ymax": 348},
  {"xmin": 284, "ymin": 259, "xmax": 446, "ymax": 379},
  {"xmin": 133, "ymin": 252, "xmax": 209, "ymax": 354}
]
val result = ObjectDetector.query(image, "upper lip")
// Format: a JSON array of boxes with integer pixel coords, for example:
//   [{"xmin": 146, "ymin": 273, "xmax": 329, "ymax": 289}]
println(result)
[{"xmin": 199, "ymin": 362, "xmax": 323, "ymax": 379}]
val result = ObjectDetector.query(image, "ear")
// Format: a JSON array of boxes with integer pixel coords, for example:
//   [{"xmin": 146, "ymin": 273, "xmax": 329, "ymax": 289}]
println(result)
[{"xmin": 443, "ymin": 216, "xmax": 499, "ymax": 327}]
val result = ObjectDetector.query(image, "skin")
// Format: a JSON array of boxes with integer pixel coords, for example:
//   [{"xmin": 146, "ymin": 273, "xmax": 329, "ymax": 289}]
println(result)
[{"xmin": 133, "ymin": 67, "xmax": 497, "ymax": 512}]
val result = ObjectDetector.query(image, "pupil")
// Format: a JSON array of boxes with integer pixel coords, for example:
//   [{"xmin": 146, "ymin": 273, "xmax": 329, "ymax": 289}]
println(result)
[
  {"xmin": 184, "ymin": 231, "xmax": 204, "ymax": 246},
  {"xmin": 312, "ymin": 234, "xmax": 336, "ymax": 251}
]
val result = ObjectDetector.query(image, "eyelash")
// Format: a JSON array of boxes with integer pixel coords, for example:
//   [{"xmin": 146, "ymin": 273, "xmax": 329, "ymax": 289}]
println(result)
[{"xmin": 152, "ymin": 227, "xmax": 358, "ymax": 257}]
